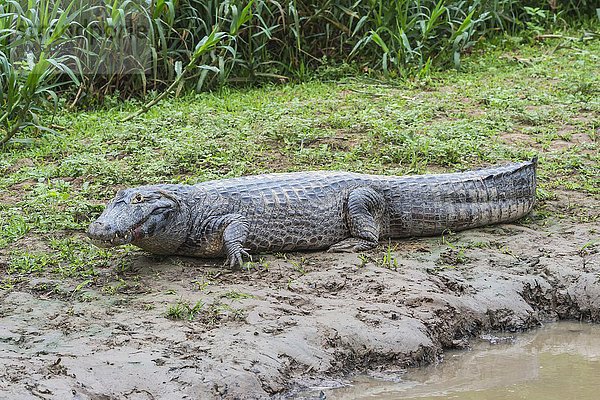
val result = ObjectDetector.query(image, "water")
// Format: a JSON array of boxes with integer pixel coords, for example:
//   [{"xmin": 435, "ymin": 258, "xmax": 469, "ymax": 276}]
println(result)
[{"xmin": 327, "ymin": 322, "xmax": 600, "ymax": 400}]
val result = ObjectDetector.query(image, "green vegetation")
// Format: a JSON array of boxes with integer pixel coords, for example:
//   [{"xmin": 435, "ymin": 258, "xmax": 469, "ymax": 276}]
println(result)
[
  {"xmin": 221, "ymin": 289, "xmax": 255, "ymax": 301},
  {"xmin": 379, "ymin": 244, "xmax": 400, "ymax": 270},
  {"xmin": 166, "ymin": 299, "xmax": 244, "ymax": 324},
  {"xmin": 1, "ymin": 0, "xmax": 598, "ymax": 143},
  {"xmin": 166, "ymin": 300, "xmax": 204, "ymax": 320},
  {"xmin": 8, "ymin": 237, "xmax": 111, "ymax": 278}
]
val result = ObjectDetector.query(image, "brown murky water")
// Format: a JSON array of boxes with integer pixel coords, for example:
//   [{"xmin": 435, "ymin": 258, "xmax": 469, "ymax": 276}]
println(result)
[{"xmin": 327, "ymin": 322, "xmax": 600, "ymax": 400}]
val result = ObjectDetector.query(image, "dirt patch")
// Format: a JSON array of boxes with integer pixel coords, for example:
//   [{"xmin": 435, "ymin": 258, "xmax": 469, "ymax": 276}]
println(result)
[
  {"xmin": 500, "ymin": 123, "xmax": 597, "ymax": 154},
  {"xmin": 542, "ymin": 190, "xmax": 600, "ymax": 221},
  {"xmin": 5, "ymin": 158, "xmax": 35, "ymax": 174},
  {"xmin": 499, "ymin": 131, "xmax": 538, "ymax": 148},
  {"xmin": 1, "ymin": 207, "xmax": 599, "ymax": 399},
  {"xmin": 0, "ymin": 180, "xmax": 37, "ymax": 204}
]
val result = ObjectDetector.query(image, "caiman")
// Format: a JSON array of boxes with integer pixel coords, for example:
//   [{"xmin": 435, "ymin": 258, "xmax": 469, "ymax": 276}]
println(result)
[{"xmin": 87, "ymin": 159, "xmax": 537, "ymax": 268}]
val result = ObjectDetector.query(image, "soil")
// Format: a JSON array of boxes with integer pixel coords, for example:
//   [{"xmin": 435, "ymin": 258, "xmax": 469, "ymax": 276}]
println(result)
[{"xmin": 1, "ymin": 196, "xmax": 599, "ymax": 399}]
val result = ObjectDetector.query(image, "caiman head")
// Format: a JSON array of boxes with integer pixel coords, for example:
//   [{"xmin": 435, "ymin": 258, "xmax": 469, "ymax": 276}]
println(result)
[{"xmin": 87, "ymin": 186, "xmax": 190, "ymax": 254}]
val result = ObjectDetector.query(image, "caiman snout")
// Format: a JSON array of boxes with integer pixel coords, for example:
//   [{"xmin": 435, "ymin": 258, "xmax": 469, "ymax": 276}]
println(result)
[{"xmin": 87, "ymin": 220, "xmax": 133, "ymax": 247}]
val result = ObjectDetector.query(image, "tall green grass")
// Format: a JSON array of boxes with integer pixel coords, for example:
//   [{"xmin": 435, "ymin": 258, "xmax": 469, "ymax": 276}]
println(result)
[
  {"xmin": 0, "ymin": 0, "xmax": 81, "ymax": 145},
  {"xmin": 1, "ymin": 0, "xmax": 597, "ymax": 145}
]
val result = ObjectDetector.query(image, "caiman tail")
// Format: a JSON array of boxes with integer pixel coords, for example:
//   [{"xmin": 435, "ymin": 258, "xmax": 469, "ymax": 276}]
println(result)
[{"xmin": 385, "ymin": 158, "xmax": 537, "ymax": 238}]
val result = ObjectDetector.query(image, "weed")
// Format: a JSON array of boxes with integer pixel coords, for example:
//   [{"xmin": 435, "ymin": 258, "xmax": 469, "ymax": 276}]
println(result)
[
  {"xmin": 166, "ymin": 302, "xmax": 185, "ymax": 320},
  {"xmin": 290, "ymin": 258, "xmax": 308, "ymax": 275},
  {"xmin": 358, "ymin": 253, "xmax": 370, "ymax": 268},
  {"xmin": 78, "ymin": 292, "xmax": 96, "ymax": 302},
  {"xmin": 580, "ymin": 239, "xmax": 599, "ymax": 256},
  {"xmin": 497, "ymin": 244, "xmax": 519, "ymax": 259},
  {"xmin": 73, "ymin": 279, "xmax": 93, "ymax": 294},
  {"xmin": 286, "ymin": 278, "xmax": 295, "ymax": 290},
  {"xmin": 243, "ymin": 257, "xmax": 270, "ymax": 272},
  {"xmin": 437, "ymin": 248, "xmax": 468, "ymax": 266},
  {"xmin": 221, "ymin": 290, "xmax": 255, "ymax": 301},
  {"xmin": 8, "ymin": 252, "xmax": 51, "ymax": 274},
  {"xmin": 378, "ymin": 244, "xmax": 399, "ymax": 270},
  {"xmin": 102, "ymin": 278, "xmax": 126, "ymax": 295},
  {"xmin": 185, "ymin": 301, "xmax": 204, "ymax": 321},
  {"xmin": 166, "ymin": 300, "xmax": 204, "ymax": 321},
  {"xmin": 437, "ymin": 232, "xmax": 471, "ymax": 266},
  {"xmin": 0, "ymin": 214, "xmax": 29, "ymax": 247},
  {"xmin": 192, "ymin": 277, "xmax": 213, "ymax": 292},
  {"xmin": 0, "ymin": 276, "xmax": 22, "ymax": 290},
  {"xmin": 203, "ymin": 302, "xmax": 245, "ymax": 324},
  {"xmin": 466, "ymin": 241, "xmax": 491, "ymax": 249}
]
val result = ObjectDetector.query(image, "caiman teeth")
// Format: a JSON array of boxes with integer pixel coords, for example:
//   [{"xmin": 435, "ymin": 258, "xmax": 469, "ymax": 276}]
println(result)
[{"xmin": 103, "ymin": 231, "xmax": 133, "ymax": 246}]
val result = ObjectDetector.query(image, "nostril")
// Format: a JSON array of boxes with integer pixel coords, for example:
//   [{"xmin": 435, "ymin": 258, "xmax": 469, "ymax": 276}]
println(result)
[{"xmin": 88, "ymin": 220, "xmax": 110, "ymax": 236}]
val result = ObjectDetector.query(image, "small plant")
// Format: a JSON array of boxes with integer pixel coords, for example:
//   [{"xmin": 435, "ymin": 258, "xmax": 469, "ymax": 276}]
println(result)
[
  {"xmin": 0, "ymin": 214, "xmax": 29, "ymax": 247},
  {"xmin": 497, "ymin": 244, "xmax": 518, "ymax": 259},
  {"xmin": 289, "ymin": 257, "xmax": 307, "ymax": 275},
  {"xmin": 378, "ymin": 244, "xmax": 399, "ymax": 270},
  {"xmin": 102, "ymin": 278, "xmax": 127, "ymax": 295},
  {"xmin": 523, "ymin": 7, "xmax": 549, "ymax": 35},
  {"xmin": 8, "ymin": 251, "xmax": 51, "ymax": 274},
  {"xmin": 192, "ymin": 277, "xmax": 213, "ymax": 292},
  {"xmin": 221, "ymin": 290, "xmax": 254, "ymax": 301},
  {"xmin": 185, "ymin": 301, "xmax": 204, "ymax": 321},
  {"xmin": 286, "ymin": 278, "xmax": 295, "ymax": 290},
  {"xmin": 73, "ymin": 279, "xmax": 93, "ymax": 294},
  {"xmin": 0, "ymin": 277, "xmax": 21, "ymax": 291},
  {"xmin": 580, "ymin": 239, "xmax": 599, "ymax": 256},
  {"xmin": 358, "ymin": 253, "xmax": 370, "ymax": 268},
  {"xmin": 200, "ymin": 302, "xmax": 244, "ymax": 325},
  {"xmin": 439, "ymin": 232, "xmax": 469, "ymax": 265},
  {"xmin": 166, "ymin": 302, "xmax": 185, "ymax": 319},
  {"xmin": 166, "ymin": 300, "xmax": 204, "ymax": 321},
  {"xmin": 467, "ymin": 241, "xmax": 491, "ymax": 249},
  {"xmin": 243, "ymin": 257, "xmax": 270, "ymax": 272}
]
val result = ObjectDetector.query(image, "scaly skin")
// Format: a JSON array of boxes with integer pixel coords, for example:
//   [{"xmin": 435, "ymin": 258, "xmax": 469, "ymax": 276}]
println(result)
[{"xmin": 87, "ymin": 159, "xmax": 537, "ymax": 268}]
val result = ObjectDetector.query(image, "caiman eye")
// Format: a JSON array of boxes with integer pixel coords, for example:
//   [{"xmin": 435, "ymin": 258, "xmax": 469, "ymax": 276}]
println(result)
[{"xmin": 130, "ymin": 193, "xmax": 144, "ymax": 204}]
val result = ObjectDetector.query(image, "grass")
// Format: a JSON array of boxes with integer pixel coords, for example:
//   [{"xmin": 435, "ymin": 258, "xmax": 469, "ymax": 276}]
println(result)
[
  {"xmin": 221, "ymin": 290, "xmax": 255, "ymax": 301},
  {"xmin": 166, "ymin": 299, "xmax": 244, "ymax": 324},
  {"xmin": 166, "ymin": 300, "xmax": 204, "ymax": 321},
  {"xmin": 2, "ymin": 0, "xmax": 596, "ymax": 145},
  {"xmin": 379, "ymin": 244, "xmax": 400, "ymax": 270},
  {"xmin": 0, "ymin": 34, "xmax": 599, "ymax": 292}
]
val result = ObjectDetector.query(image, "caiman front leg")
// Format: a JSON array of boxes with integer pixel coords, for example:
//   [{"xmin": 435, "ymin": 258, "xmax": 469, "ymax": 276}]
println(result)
[
  {"xmin": 193, "ymin": 214, "xmax": 251, "ymax": 269},
  {"xmin": 222, "ymin": 216, "xmax": 252, "ymax": 269},
  {"xmin": 328, "ymin": 186, "xmax": 386, "ymax": 252}
]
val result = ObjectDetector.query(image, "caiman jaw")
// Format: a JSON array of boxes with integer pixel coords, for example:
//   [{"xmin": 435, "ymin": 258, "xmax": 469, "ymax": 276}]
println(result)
[
  {"xmin": 89, "ymin": 230, "xmax": 134, "ymax": 248},
  {"xmin": 87, "ymin": 221, "xmax": 137, "ymax": 248}
]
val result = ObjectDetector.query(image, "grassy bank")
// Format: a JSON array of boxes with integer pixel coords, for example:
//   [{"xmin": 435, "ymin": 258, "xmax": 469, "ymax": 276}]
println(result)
[
  {"xmin": 1, "ymin": 0, "xmax": 598, "ymax": 145},
  {"xmin": 0, "ymin": 34, "xmax": 599, "ymax": 292}
]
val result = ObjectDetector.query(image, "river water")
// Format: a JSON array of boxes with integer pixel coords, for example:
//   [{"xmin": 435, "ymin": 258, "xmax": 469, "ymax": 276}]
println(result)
[{"xmin": 325, "ymin": 322, "xmax": 600, "ymax": 400}]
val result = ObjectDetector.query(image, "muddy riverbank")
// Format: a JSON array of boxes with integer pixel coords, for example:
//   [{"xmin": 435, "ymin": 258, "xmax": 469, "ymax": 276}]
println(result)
[
  {"xmin": 1, "ymin": 198, "xmax": 599, "ymax": 399},
  {"xmin": 313, "ymin": 321, "xmax": 600, "ymax": 400}
]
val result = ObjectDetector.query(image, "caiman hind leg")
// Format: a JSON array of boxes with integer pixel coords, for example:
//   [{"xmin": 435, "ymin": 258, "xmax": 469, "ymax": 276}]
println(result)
[{"xmin": 328, "ymin": 187, "xmax": 386, "ymax": 252}]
